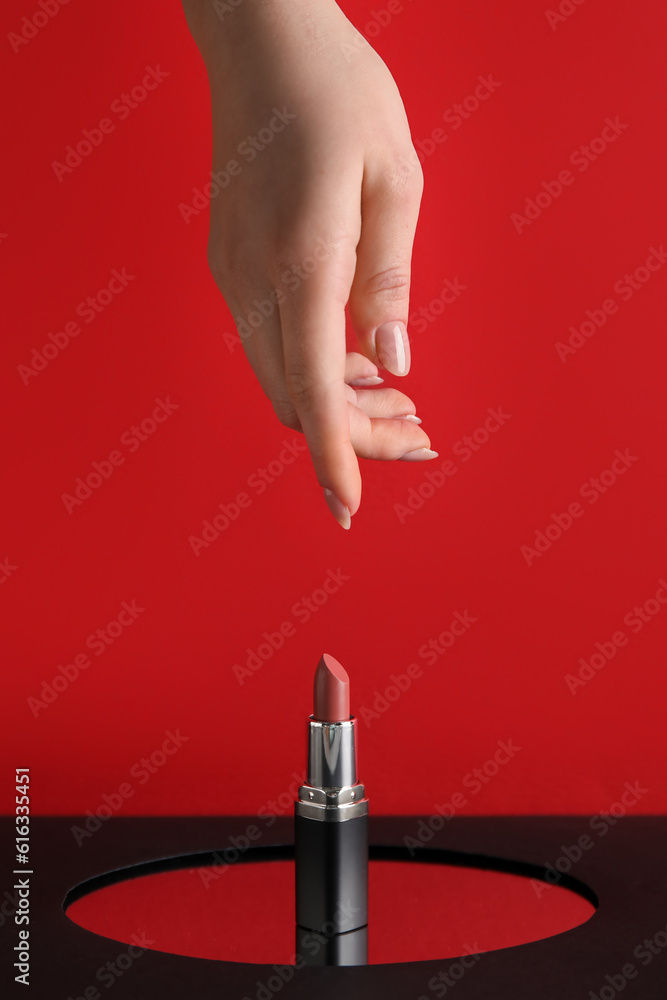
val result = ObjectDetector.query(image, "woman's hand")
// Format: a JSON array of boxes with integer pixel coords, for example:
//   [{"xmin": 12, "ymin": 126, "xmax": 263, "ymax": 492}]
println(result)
[{"xmin": 182, "ymin": 0, "xmax": 437, "ymax": 528}]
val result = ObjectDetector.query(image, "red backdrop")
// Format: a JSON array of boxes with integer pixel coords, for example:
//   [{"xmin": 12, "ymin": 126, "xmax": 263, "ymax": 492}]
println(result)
[{"xmin": 1, "ymin": 0, "xmax": 665, "ymax": 820}]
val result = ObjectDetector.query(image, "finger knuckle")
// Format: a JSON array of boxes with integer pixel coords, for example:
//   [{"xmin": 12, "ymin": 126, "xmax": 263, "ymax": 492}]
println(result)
[
  {"xmin": 271, "ymin": 397, "xmax": 302, "ymax": 431},
  {"xmin": 408, "ymin": 150, "xmax": 425, "ymax": 190},
  {"xmin": 364, "ymin": 266, "xmax": 411, "ymax": 302},
  {"xmin": 206, "ymin": 242, "xmax": 254, "ymax": 292},
  {"xmin": 284, "ymin": 363, "xmax": 319, "ymax": 408},
  {"xmin": 384, "ymin": 148, "xmax": 424, "ymax": 200},
  {"xmin": 270, "ymin": 228, "xmax": 354, "ymax": 284}
]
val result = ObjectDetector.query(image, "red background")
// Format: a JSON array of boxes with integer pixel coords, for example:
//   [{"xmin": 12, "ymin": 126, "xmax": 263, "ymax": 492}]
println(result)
[{"xmin": 1, "ymin": 0, "xmax": 666, "ymax": 820}]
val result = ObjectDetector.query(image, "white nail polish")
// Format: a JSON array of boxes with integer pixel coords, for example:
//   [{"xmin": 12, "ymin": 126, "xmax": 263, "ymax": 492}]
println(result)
[
  {"xmin": 349, "ymin": 376, "xmax": 384, "ymax": 387},
  {"xmin": 392, "ymin": 323, "xmax": 408, "ymax": 375},
  {"xmin": 323, "ymin": 488, "xmax": 352, "ymax": 529},
  {"xmin": 398, "ymin": 414, "xmax": 422, "ymax": 424},
  {"xmin": 398, "ymin": 448, "xmax": 439, "ymax": 461}
]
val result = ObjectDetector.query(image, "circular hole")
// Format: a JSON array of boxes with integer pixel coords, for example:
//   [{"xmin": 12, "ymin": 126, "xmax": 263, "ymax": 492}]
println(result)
[{"xmin": 65, "ymin": 849, "xmax": 596, "ymax": 964}]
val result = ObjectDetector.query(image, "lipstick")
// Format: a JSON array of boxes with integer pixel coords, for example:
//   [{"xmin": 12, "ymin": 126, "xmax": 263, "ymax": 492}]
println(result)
[{"xmin": 294, "ymin": 654, "xmax": 369, "ymax": 966}]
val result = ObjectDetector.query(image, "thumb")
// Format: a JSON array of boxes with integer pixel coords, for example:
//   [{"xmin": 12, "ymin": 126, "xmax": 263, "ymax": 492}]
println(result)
[{"xmin": 348, "ymin": 154, "xmax": 424, "ymax": 375}]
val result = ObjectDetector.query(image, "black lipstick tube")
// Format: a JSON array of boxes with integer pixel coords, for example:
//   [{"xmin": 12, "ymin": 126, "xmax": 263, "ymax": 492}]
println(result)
[{"xmin": 294, "ymin": 717, "xmax": 369, "ymax": 965}]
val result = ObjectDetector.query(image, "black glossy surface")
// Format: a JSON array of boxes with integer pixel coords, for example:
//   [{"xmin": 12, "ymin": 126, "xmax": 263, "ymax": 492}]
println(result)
[{"xmin": 1, "ymin": 816, "xmax": 666, "ymax": 999}]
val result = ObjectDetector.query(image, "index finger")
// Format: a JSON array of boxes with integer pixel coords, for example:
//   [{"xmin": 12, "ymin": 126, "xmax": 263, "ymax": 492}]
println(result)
[{"xmin": 277, "ymin": 233, "xmax": 361, "ymax": 529}]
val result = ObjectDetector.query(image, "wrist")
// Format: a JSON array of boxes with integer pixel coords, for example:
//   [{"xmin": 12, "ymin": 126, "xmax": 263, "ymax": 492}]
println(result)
[{"xmin": 182, "ymin": 0, "xmax": 340, "ymax": 52}]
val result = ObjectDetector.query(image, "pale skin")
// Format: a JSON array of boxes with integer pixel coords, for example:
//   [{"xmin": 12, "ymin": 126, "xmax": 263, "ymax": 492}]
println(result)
[{"xmin": 181, "ymin": 0, "xmax": 438, "ymax": 528}]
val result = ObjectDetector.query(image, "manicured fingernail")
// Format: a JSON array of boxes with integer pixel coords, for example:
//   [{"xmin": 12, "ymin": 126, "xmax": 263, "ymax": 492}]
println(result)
[
  {"xmin": 398, "ymin": 414, "xmax": 422, "ymax": 424},
  {"xmin": 323, "ymin": 488, "xmax": 351, "ymax": 529},
  {"xmin": 349, "ymin": 376, "xmax": 384, "ymax": 387},
  {"xmin": 399, "ymin": 448, "xmax": 439, "ymax": 461},
  {"xmin": 375, "ymin": 321, "xmax": 411, "ymax": 376}
]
